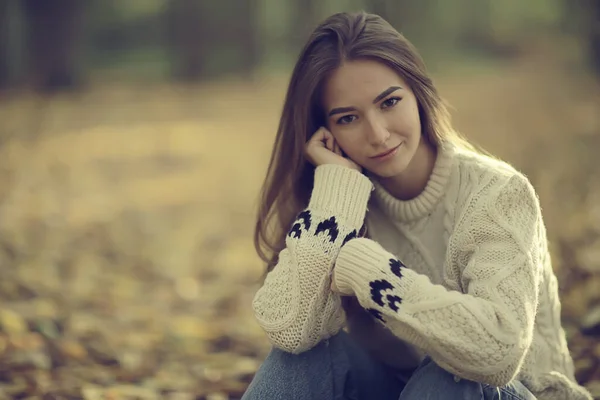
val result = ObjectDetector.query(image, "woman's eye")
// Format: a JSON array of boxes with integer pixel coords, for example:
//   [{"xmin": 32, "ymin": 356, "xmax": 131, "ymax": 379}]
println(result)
[
  {"xmin": 381, "ymin": 97, "xmax": 401, "ymax": 109},
  {"xmin": 337, "ymin": 115, "xmax": 357, "ymax": 125}
]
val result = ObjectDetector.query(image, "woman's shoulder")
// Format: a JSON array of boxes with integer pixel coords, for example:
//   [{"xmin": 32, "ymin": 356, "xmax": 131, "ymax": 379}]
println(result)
[
  {"xmin": 446, "ymin": 143, "xmax": 538, "ymax": 207},
  {"xmin": 445, "ymin": 144, "xmax": 542, "ymax": 238},
  {"xmin": 449, "ymin": 144, "xmax": 530, "ymax": 185},
  {"xmin": 452, "ymin": 144, "xmax": 517, "ymax": 176}
]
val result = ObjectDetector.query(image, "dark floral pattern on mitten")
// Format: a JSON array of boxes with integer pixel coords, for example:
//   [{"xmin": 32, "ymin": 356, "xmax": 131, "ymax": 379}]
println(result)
[
  {"xmin": 288, "ymin": 210, "xmax": 312, "ymax": 239},
  {"xmin": 315, "ymin": 216, "xmax": 340, "ymax": 243}
]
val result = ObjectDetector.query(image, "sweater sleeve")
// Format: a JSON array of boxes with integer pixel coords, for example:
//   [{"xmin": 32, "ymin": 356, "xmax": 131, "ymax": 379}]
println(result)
[
  {"xmin": 333, "ymin": 173, "xmax": 542, "ymax": 386},
  {"xmin": 252, "ymin": 164, "xmax": 372, "ymax": 354}
]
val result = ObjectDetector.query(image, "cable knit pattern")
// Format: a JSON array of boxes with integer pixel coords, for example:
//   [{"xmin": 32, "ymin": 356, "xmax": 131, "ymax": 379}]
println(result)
[
  {"xmin": 252, "ymin": 164, "xmax": 373, "ymax": 354},
  {"xmin": 251, "ymin": 144, "xmax": 592, "ymax": 399}
]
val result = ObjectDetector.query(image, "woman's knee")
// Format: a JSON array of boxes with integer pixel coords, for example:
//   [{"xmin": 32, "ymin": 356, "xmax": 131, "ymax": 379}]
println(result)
[
  {"xmin": 241, "ymin": 333, "xmax": 350, "ymax": 400},
  {"xmin": 399, "ymin": 357, "xmax": 536, "ymax": 400},
  {"xmin": 399, "ymin": 357, "xmax": 483, "ymax": 400}
]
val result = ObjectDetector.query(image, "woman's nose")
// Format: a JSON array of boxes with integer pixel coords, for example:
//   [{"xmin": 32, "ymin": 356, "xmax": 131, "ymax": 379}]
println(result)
[{"xmin": 365, "ymin": 116, "xmax": 390, "ymax": 145}]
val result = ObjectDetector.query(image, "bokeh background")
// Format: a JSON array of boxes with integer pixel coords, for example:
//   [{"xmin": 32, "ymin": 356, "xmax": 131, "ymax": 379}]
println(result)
[{"xmin": 0, "ymin": 0, "xmax": 599, "ymax": 399}]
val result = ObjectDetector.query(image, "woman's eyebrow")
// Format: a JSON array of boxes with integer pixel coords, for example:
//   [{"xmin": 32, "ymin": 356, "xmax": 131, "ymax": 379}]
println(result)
[
  {"xmin": 327, "ymin": 86, "xmax": 403, "ymax": 117},
  {"xmin": 328, "ymin": 106, "xmax": 355, "ymax": 117},
  {"xmin": 372, "ymin": 86, "xmax": 402, "ymax": 104}
]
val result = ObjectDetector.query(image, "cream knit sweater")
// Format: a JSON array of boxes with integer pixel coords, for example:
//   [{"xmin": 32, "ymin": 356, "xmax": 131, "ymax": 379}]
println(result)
[{"xmin": 252, "ymin": 142, "xmax": 592, "ymax": 400}]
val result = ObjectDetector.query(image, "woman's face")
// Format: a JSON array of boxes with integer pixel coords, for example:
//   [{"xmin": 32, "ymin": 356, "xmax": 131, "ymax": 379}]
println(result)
[{"xmin": 322, "ymin": 59, "xmax": 423, "ymax": 178}]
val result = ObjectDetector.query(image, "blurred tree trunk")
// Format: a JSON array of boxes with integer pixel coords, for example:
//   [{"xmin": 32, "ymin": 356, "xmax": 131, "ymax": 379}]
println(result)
[
  {"xmin": 0, "ymin": 0, "xmax": 10, "ymax": 90},
  {"xmin": 458, "ymin": 0, "xmax": 494, "ymax": 51},
  {"xmin": 166, "ymin": 0, "xmax": 209, "ymax": 80},
  {"xmin": 564, "ymin": 0, "xmax": 600, "ymax": 76},
  {"xmin": 22, "ymin": 0, "xmax": 84, "ymax": 93},
  {"xmin": 290, "ymin": 0, "xmax": 318, "ymax": 50},
  {"xmin": 235, "ymin": 0, "xmax": 260, "ymax": 77},
  {"xmin": 366, "ymin": 0, "xmax": 429, "ymax": 40},
  {"xmin": 589, "ymin": 0, "xmax": 600, "ymax": 75},
  {"xmin": 366, "ymin": 0, "xmax": 406, "ymax": 30},
  {"xmin": 167, "ymin": 0, "xmax": 260, "ymax": 80},
  {"xmin": 367, "ymin": 0, "xmax": 388, "ymax": 20}
]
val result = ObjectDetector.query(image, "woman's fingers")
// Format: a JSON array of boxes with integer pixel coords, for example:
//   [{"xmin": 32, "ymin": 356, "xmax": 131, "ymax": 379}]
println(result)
[
  {"xmin": 323, "ymin": 130, "xmax": 334, "ymax": 152},
  {"xmin": 333, "ymin": 141, "xmax": 342, "ymax": 156},
  {"xmin": 316, "ymin": 127, "xmax": 340, "ymax": 155}
]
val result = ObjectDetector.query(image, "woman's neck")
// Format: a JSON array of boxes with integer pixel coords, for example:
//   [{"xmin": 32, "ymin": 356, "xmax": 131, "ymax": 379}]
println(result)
[{"xmin": 375, "ymin": 139, "xmax": 437, "ymax": 201}]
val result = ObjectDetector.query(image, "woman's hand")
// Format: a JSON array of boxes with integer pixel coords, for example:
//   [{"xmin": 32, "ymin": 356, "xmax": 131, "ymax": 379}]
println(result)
[
  {"xmin": 304, "ymin": 127, "xmax": 361, "ymax": 172},
  {"xmin": 330, "ymin": 270, "xmax": 340, "ymax": 293},
  {"xmin": 330, "ymin": 269, "xmax": 353, "ymax": 295}
]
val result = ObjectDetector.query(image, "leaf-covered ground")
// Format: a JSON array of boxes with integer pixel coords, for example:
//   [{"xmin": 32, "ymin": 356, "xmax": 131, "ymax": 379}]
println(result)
[{"xmin": 0, "ymin": 54, "xmax": 599, "ymax": 399}]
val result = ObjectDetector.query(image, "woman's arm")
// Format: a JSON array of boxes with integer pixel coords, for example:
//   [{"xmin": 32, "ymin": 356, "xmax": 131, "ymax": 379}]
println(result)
[
  {"xmin": 333, "ymin": 173, "xmax": 542, "ymax": 386},
  {"xmin": 252, "ymin": 164, "xmax": 372, "ymax": 354}
]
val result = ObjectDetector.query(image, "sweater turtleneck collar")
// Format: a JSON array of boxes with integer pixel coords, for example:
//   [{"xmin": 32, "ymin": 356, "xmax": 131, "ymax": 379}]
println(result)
[{"xmin": 370, "ymin": 142, "xmax": 455, "ymax": 222}]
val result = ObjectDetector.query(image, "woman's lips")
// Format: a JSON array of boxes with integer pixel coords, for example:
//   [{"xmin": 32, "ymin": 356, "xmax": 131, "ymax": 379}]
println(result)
[{"xmin": 370, "ymin": 143, "xmax": 402, "ymax": 160}]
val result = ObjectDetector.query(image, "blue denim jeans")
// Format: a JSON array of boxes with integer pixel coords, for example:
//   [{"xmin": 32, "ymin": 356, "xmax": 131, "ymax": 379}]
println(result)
[{"xmin": 242, "ymin": 330, "xmax": 537, "ymax": 400}]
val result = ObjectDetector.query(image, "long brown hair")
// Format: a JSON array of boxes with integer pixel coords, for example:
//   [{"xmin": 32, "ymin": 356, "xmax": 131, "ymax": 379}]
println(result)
[{"xmin": 254, "ymin": 11, "xmax": 474, "ymax": 275}]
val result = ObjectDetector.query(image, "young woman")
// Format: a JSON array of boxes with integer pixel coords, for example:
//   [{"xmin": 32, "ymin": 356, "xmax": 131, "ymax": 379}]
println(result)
[{"xmin": 243, "ymin": 11, "xmax": 592, "ymax": 400}]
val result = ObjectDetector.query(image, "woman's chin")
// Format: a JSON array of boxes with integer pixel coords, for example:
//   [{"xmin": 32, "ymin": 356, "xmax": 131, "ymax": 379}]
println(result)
[{"xmin": 365, "ymin": 160, "xmax": 409, "ymax": 179}]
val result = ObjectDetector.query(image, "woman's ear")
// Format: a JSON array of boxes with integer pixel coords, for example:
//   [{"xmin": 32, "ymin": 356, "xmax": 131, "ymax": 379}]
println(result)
[
  {"xmin": 314, "ymin": 103, "xmax": 329, "ymax": 131},
  {"xmin": 417, "ymin": 103, "xmax": 427, "ymax": 135}
]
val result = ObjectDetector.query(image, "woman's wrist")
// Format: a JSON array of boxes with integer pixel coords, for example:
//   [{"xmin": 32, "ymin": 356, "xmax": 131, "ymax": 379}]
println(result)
[{"xmin": 308, "ymin": 164, "xmax": 373, "ymax": 229}]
